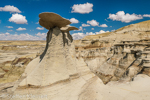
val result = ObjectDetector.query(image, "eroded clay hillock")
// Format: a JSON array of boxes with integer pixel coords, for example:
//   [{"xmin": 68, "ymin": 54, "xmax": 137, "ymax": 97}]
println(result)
[{"xmin": 75, "ymin": 20, "xmax": 150, "ymax": 84}]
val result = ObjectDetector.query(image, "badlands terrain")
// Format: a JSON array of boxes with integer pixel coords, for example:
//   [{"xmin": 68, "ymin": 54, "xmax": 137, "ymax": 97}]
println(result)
[{"xmin": 0, "ymin": 15, "xmax": 150, "ymax": 100}]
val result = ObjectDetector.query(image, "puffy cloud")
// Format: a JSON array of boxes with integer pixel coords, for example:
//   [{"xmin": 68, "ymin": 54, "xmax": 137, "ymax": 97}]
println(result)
[
  {"xmin": 6, "ymin": 26, "xmax": 13, "ymax": 28},
  {"xmin": 82, "ymin": 24, "xmax": 90, "ymax": 27},
  {"xmin": 0, "ymin": 5, "xmax": 21, "ymax": 13},
  {"xmin": 111, "ymin": 29, "xmax": 115, "ymax": 32},
  {"xmin": 77, "ymin": 26, "xmax": 83, "ymax": 31},
  {"xmin": 95, "ymin": 30, "xmax": 109, "ymax": 34},
  {"xmin": 91, "ymin": 28, "xmax": 94, "ymax": 30},
  {"xmin": 108, "ymin": 11, "xmax": 143, "ymax": 23},
  {"xmin": 87, "ymin": 20, "xmax": 99, "ymax": 26},
  {"xmin": 99, "ymin": 24, "xmax": 108, "ymax": 27},
  {"xmin": 16, "ymin": 27, "xmax": 26, "ymax": 31},
  {"xmin": 70, "ymin": 18, "xmax": 79, "ymax": 23},
  {"xmin": 143, "ymin": 14, "xmax": 150, "ymax": 17},
  {"xmin": 72, "ymin": 30, "xmax": 109, "ymax": 40},
  {"xmin": 0, "ymin": 33, "xmax": 38, "ymax": 40},
  {"xmin": 71, "ymin": 2, "xmax": 93, "ymax": 14},
  {"xmin": 0, "ymin": 32, "xmax": 10, "ymax": 36},
  {"xmin": 5, "ymin": 32, "xmax": 10, "ymax": 35},
  {"xmin": 7, "ymin": 30, "xmax": 13, "ymax": 32},
  {"xmin": 86, "ymin": 32, "xmax": 95, "ymax": 35},
  {"xmin": 72, "ymin": 32, "xmax": 95, "ymax": 40},
  {"xmin": 9, "ymin": 13, "xmax": 27, "ymax": 24},
  {"xmin": 72, "ymin": 33, "xmax": 85, "ymax": 40},
  {"xmin": 36, "ymin": 27, "xmax": 44, "ymax": 30},
  {"xmin": 36, "ymin": 32, "xmax": 46, "ymax": 40},
  {"xmin": 0, "ymin": 32, "xmax": 47, "ymax": 40}
]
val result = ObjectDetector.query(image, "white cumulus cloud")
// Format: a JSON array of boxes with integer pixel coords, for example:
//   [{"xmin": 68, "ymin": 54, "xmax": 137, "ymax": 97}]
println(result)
[
  {"xmin": 99, "ymin": 24, "xmax": 108, "ymax": 27},
  {"xmin": 86, "ymin": 32, "xmax": 95, "ymax": 36},
  {"xmin": 6, "ymin": 26, "xmax": 13, "ymax": 28},
  {"xmin": 95, "ymin": 30, "xmax": 109, "ymax": 34},
  {"xmin": 0, "ymin": 5, "xmax": 21, "ymax": 13},
  {"xmin": 72, "ymin": 30, "xmax": 109, "ymax": 40},
  {"xmin": 143, "ymin": 14, "xmax": 150, "ymax": 17},
  {"xmin": 36, "ymin": 32, "xmax": 46, "ymax": 40},
  {"xmin": 5, "ymin": 32, "xmax": 10, "ymax": 35},
  {"xmin": 16, "ymin": 27, "xmax": 26, "ymax": 31},
  {"xmin": 76, "ymin": 26, "xmax": 83, "ymax": 31},
  {"xmin": 9, "ymin": 13, "xmax": 27, "ymax": 24},
  {"xmin": 36, "ymin": 27, "xmax": 44, "ymax": 30},
  {"xmin": 111, "ymin": 29, "xmax": 115, "ymax": 32},
  {"xmin": 72, "ymin": 33, "xmax": 85, "ymax": 40},
  {"xmin": 87, "ymin": 20, "xmax": 99, "ymax": 26},
  {"xmin": 70, "ymin": 18, "xmax": 79, "ymax": 23},
  {"xmin": 71, "ymin": 2, "xmax": 93, "ymax": 14},
  {"xmin": 108, "ymin": 11, "xmax": 143, "ymax": 23},
  {"xmin": 82, "ymin": 24, "xmax": 90, "ymax": 27},
  {"xmin": 72, "ymin": 32, "xmax": 95, "ymax": 40},
  {"xmin": 0, "ymin": 32, "xmax": 47, "ymax": 40},
  {"xmin": 91, "ymin": 28, "xmax": 94, "ymax": 30}
]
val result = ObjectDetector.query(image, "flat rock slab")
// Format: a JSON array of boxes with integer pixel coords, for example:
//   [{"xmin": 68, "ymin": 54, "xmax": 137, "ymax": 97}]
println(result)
[{"xmin": 39, "ymin": 12, "xmax": 71, "ymax": 29}]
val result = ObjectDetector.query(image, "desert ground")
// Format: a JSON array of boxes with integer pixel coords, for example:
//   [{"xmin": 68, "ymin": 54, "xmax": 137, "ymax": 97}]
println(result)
[
  {"xmin": 0, "ymin": 40, "xmax": 150, "ymax": 100},
  {"xmin": 0, "ymin": 40, "xmax": 45, "ymax": 63}
]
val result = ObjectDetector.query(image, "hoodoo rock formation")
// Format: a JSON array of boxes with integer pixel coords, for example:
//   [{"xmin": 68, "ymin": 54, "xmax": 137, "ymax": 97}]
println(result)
[
  {"xmin": 0, "ymin": 12, "xmax": 103, "ymax": 100},
  {"xmin": 18, "ymin": 13, "xmax": 81, "ymax": 87}
]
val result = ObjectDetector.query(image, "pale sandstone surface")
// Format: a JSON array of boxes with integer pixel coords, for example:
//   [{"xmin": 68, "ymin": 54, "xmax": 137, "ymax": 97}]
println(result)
[
  {"xmin": 19, "ymin": 27, "xmax": 78, "ymax": 87},
  {"xmin": 1, "ymin": 74, "xmax": 150, "ymax": 100}
]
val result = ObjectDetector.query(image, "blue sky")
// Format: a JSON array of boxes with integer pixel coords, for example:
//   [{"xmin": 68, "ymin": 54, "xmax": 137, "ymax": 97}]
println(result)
[{"xmin": 0, "ymin": 0, "xmax": 150, "ymax": 40}]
